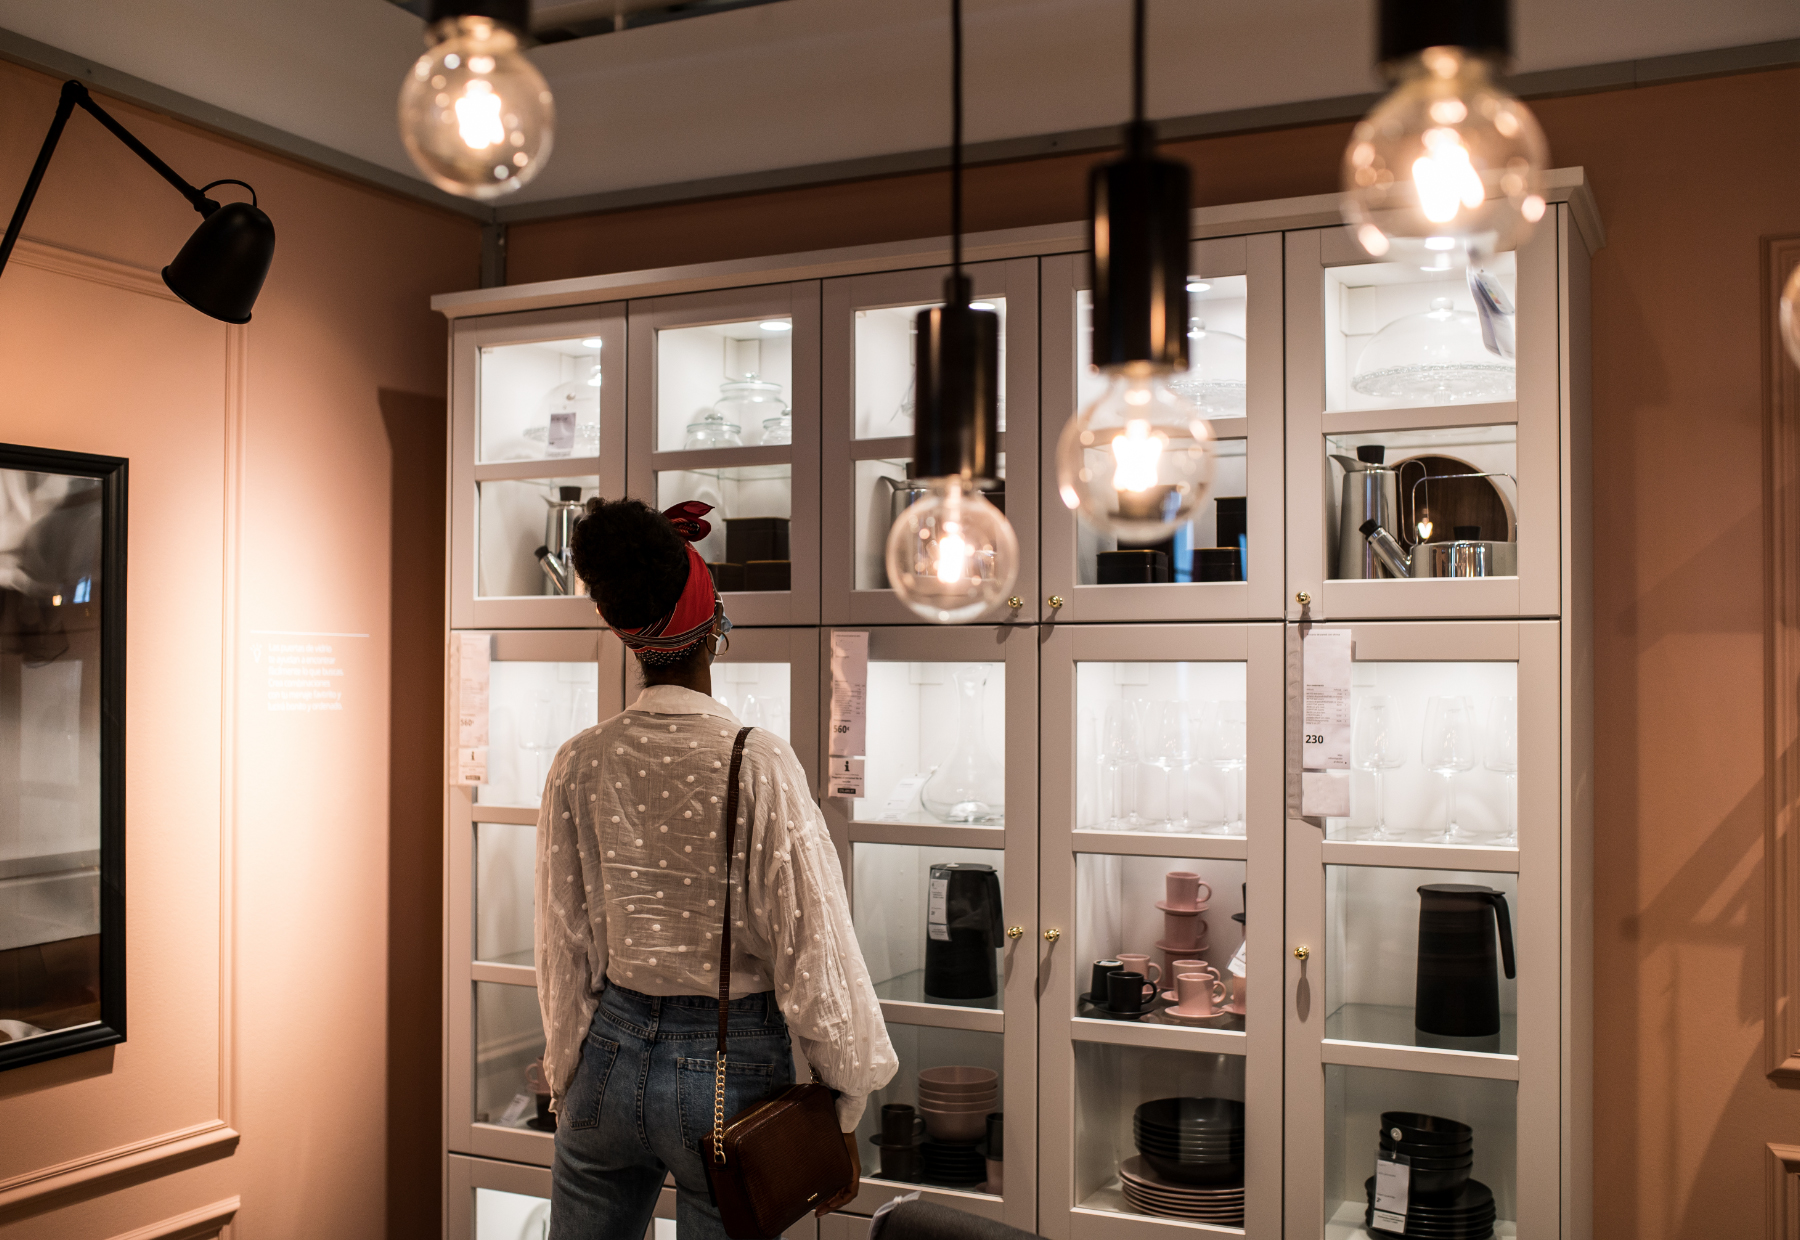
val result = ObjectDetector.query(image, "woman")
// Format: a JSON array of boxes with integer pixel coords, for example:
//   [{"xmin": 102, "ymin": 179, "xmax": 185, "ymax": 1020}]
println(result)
[{"xmin": 535, "ymin": 497, "xmax": 896, "ymax": 1239}]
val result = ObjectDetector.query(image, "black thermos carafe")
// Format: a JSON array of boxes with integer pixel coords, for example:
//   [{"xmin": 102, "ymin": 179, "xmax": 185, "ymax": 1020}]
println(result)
[
  {"xmin": 923, "ymin": 862, "xmax": 1005, "ymax": 1004},
  {"xmin": 1414, "ymin": 883, "xmax": 1516, "ymax": 1038}
]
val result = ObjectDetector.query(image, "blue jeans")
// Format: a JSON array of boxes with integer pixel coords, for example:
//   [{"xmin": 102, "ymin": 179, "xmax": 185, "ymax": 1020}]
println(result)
[{"xmin": 550, "ymin": 983, "xmax": 794, "ymax": 1240}]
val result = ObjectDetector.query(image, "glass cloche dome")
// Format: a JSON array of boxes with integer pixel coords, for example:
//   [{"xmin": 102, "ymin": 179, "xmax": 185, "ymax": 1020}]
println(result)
[
  {"xmin": 1168, "ymin": 319, "xmax": 1247, "ymax": 416},
  {"xmin": 1351, "ymin": 297, "xmax": 1514, "ymax": 404},
  {"xmin": 525, "ymin": 366, "xmax": 600, "ymax": 456}
]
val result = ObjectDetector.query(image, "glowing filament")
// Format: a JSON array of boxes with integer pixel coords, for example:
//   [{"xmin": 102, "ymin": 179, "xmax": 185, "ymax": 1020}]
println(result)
[
  {"xmin": 1412, "ymin": 128, "xmax": 1485, "ymax": 223},
  {"xmin": 935, "ymin": 525, "xmax": 968, "ymax": 583},
  {"xmin": 455, "ymin": 80, "xmax": 506, "ymax": 150},
  {"xmin": 1110, "ymin": 419, "xmax": 1164, "ymax": 494}
]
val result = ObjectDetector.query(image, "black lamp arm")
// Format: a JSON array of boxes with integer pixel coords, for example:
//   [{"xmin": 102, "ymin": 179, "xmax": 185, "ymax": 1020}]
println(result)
[{"xmin": 0, "ymin": 80, "xmax": 238, "ymax": 281}]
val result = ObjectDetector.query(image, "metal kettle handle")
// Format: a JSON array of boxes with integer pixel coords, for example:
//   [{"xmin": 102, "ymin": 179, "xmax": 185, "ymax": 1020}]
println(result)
[{"xmin": 1487, "ymin": 892, "xmax": 1516, "ymax": 979}]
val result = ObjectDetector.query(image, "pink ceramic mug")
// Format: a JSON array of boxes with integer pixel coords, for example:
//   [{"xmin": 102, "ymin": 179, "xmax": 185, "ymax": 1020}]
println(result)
[
  {"xmin": 1176, "ymin": 971, "xmax": 1227, "ymax": 1015},
  {"xmin": 1165, "ymin": 872, "xmax": 1212, "ymax": 909},
  {"xmin": 1230, "ymin": 975, "xmax": 1246, "ymax": 1010},
  {"xmin": 1171, "ymin": 959, "xmax": 1217, "ymax": 982},
  {"xmin": 1117, "ymin": 953, "xmax": 1161, "ymax": 984}
]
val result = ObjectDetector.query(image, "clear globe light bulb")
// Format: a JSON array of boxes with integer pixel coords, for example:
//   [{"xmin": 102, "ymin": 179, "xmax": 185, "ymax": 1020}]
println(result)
[
  {"xmin": 1055, "ymin": 368, "xmax": 1218, "ymax": 540},
  {"xmin": 1342, "ymin": 47, "xmax": 1548, "ymax": 259},
  {"xmin": 398, "ymin": 16, "xmax": 555, "ymax": 200},
  {"xmin": 1782, "ymin": 263, "xmax": 1800, "ymax": 370},
  {"xmin": 885, "ymin": 478, "xmax": 1019, "ymax": 624}
]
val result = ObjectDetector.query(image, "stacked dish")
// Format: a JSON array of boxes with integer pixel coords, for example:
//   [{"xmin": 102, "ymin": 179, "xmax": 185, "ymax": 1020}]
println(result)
[
  {"xmin": 1363, "ymin": 1177, "xmax": 1496, "ymax": 1238},
  {"xmin": 917, "ymin": 1066, "xmax": 999, "ymax": 1143},
  {"xmin": 1131, "ymin": 1096, "xmax": 1246, "ymax": 1186},
  {"xmin": 1363, "ymin": 1110, "xmax": 1494, "ymax": 1239},
  {"xmin": 1118, "ymin": 1155, "xmax": 1244, "ymax": 1225},
  {"xmin": 919, "ymin": 1139, "xmax": 987, "ymax": 1188}
]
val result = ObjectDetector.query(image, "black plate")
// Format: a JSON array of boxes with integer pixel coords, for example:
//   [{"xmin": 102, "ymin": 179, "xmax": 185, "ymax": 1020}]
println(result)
[
  {"xmin": 1363, "ymin": 1176, "xmax": 1498, "ymax": 1217},
  {"xmin": 1378, "ymin": 1112, "xmax": 1473, "ymax": 1145}
]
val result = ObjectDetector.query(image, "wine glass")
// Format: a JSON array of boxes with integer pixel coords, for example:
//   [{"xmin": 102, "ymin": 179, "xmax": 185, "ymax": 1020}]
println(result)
[
  {"xmin": 1350, "ymin": 694, "xmax": 1405, "ymax": 840},
  {"xmin": 1485, "ymin": 695, "xmax": 1519, "ymax": 845},
  {"xmin": 519, "ymin": 690, "xmax": 560, "ymax": 800},
  {"xmin": 1140, "ymin": 702, "xmax": 1195, "ymax": 832},
  {"xmin": 1099, "ymin": 699, "xmax": 1142, "ymax": 829},
  {"xmin": 1203, "ymin": 700, "xmax": 1248, "ymax": 836},
  {"xmin": 1420, "ymin": 695, "xmax": 1479, "ymax": 842}
]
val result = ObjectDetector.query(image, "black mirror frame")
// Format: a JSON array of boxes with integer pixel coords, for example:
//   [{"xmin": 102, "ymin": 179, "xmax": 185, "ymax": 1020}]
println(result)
[{"xmin": 0, "ymin": 442, "xmax": 127, "ymax": 1072}]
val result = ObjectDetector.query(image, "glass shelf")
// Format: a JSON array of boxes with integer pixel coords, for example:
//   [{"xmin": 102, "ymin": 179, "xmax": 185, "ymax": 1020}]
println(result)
[
  {"xmin": 1325, "ymin": 867, "xmax": 1518, "ymax": 1056},
  {"xmin": 1324, "ymin": 252, "xmax": 1517, "ymax": 414},
  {"xmin": 854, "ymin": 660, "xmax": 1006, "ymax": 826},
  {"xmin": 1075, "ymin": 854, "xmax": 1246, "ymax": 1025},
  {"xmin": 1325, "ymin": 429, "xmax": 1518, "ymax": 583},
  {"xmin": 1075, "ymin": 661, "xmax": 1248, "ymax": 835},
  {"xmin": 854, "ymin": 1025, "xmax": 1006, "ymax": 1197},
  {"xmin": 475, "ymin": 982, "xmax": 546, "ymax": 1129},
  {"xmin": 853, "ymin": 843, "xmax": 1007, "ymax": 1011},
  {"xmin": 855, "ymin": 298, "xmax": 1008, "ymax": 438},
  {"xmin": 711, "ymin": 661, "xmax": 791, "ymax": 741},
  {"xmin": 478, "ymin": 476, "xmax": 600, "ymax": 600},
  {"xmin": 479, "ymin": 336, "xmax": 604, "ymax": 465},
  {"xmin": 656, "ymin": 319, "xmax": 794, "ymax": 452},
  {"xmin": 1073, "ymin": 1043, "xmax": 1248, "ymax": 1229},
  {"xmin": 476, "ymin": 1187, "xmax": 552, "ymax": 1240},
  {"xmin": 655, "ymin": 465, "xmax": 793, "ymax": 591},
  {"xmin": 1325, "ymin": 662, "xmax": 1518, "ymax": 846},
  {"xmin": 1323, "ymin": 1065, "xmax": 1516, "ymax": 1238},
  {"xmin": 852, "ymin": 457, "xmax": 1006, "ymax": 592},
  {"xmin": 476, "ymin": 821, "xmax": 535, "ymax": 968},
  {"xmin": 476, "ymin": 660, "xmax": 600, "ymax": 808}
]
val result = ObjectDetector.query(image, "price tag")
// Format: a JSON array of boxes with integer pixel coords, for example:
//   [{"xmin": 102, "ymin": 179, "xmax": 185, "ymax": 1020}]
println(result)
[
  {"xmin": 546, "ymin": 411, "xmax": 576, "ymax": 457},
  {"xmin": 927, "ymin": 876, "xmax": 951, "ymax": 942},
  {"xmin": 456, "ymin": 746, "xmax": 488, "ymax": 785},
  {"xmin": 454, "ymin": 633, "xmax": 490, "ymax": 785},
  {"xmin": 827, "ymin": 756, "xmax": 865, "ymax": 799},
  {"xmin": 1372, "ymin": 1149, "xmax": 1411, "ymax": 1233},
  {"xmin": 828, "ymin": 631, "xmax": 868, "ymax": 759},
  {"xmin": 1300, "ymin": 627, "xmax": 1352, "ymax": 817},
  {"xmin": 879, "ymin": 774, "xmax": 930, "ymax": 820}
]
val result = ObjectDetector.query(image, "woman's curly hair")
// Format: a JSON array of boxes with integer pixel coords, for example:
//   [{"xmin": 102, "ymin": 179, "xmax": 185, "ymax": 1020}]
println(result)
[{"xmin": 568, "ymin": 497, "xmax": 690, "ymax": 631}]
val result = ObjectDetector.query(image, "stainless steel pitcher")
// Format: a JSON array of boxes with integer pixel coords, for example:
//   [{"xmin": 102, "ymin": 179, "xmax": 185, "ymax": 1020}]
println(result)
[
  {"xmin": 535, "ymin": 485, "xmax": 585, "ymax": 596},
  {"xmin": 1331, "ymin": 445, "xmax": 1398, "ymax": 579}
]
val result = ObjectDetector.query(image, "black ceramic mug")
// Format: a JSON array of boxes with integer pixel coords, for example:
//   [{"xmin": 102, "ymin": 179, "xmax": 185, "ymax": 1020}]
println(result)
[
  {"xmin": 882, "ymin": 1103, "xmax": 925, "ymax": 1146},
  {"xmin": 1106, "ymin": 970, "xmax": 1153, "ymax": 1012},
  {"xmin": 1089, "ymin": 959, "xmax": 1124, "ymax": 1001}
]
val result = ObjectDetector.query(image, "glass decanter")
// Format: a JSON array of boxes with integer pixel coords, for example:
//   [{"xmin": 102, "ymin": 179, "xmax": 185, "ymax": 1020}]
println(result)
[{"xmin": 921, "ymin": 664, "xmax": 1006, "ymax": 824}]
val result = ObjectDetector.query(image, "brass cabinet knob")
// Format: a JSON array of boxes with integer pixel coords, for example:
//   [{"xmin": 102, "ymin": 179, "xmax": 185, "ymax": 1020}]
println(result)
[
  {"xmin": 1006, "ymin": 925, "xmax": 1024, "ymax": 940},
  {"xmin": 1295, "ymin": 591, "xmax": 1312, "ymax": 607},
  {"xmin": 1293, "ymin": 945, "xmax": 1310, "ymax": 961},
  {"xmin": 1007, "ymin": 596, "xmax": 1023, "ymax": 610},
  {"xmin": 1043, "ymin": 928, "xmax": 1062, "ymax": 943},
  {"xmin": 1047, "ymin": 595, "xmax": 1064, "ymax": 609}
]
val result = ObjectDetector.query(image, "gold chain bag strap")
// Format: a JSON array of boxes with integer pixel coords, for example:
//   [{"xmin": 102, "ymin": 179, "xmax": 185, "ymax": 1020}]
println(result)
[{"xmin": 702, "ymin": 726, "xmax": 854, "ymax": 1239}]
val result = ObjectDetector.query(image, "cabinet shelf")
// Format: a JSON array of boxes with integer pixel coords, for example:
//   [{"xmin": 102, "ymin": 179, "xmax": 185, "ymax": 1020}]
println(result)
[
  {"xmin": 1319, "ymin": 1037, "xmax": 1519, "ymax": 1082},
  {"xmin": 1072, "ymin": 831, "xmax": 1248, "ymax": 862},
  {"xmin": 470, "ymin": 962, "xmax": 534, "ymax": 987},
  {"xmin": 1075, "ymin": 1196, "xmax": 1246, "ymax": 1237},
  {"xmin": 649, "ymin": 445, "xmax": 792, "ymax": 472},
  {"xmin": 879, "ymin": 998, "xmax": 1006, "ymax": 1034},
  {"xmin": 1069, "ymin": 1018, "xmax": 1246, "ymax": 1057},
  {"xmin": 1320, "ymin": 401, "xmax": 1516, "ymax": 437},
  {"xmin": 847, "ymin": 820, "xmax": 1006, "ymax": 848},
  {"xmin": 1318, "ymin": 840, "xmax": 1517, "ymax": 873}
]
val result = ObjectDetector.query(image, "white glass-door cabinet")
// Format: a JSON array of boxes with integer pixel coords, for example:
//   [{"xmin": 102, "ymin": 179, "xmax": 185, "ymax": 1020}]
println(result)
[
  {"xmin": 1038, "ymin": 623, "xmax": 1285, "ymax": 1239},
  {"xmin": 628, "ymin": 283, "xmax": 822, "ymax": 627},
  {"xmin": 450, "ymin": 306, "xmax": 626, "ymax": 630},
  {"xmin": 818, "ymin": 623, "xmax": 1039, "ymax": 1231},
  {"xmin": 819, "ymin": 258, "xmax": 1040, "ymax": 625},
  {"xmin": 1040, "ymin": 234, "xmax": 1287, "ymax": 624}
]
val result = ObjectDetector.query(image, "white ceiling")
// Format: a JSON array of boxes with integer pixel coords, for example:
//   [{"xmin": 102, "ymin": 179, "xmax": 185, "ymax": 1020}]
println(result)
[{"xmin": 0, "ymin": 0, "xmax": 1793, "ymax": 210}]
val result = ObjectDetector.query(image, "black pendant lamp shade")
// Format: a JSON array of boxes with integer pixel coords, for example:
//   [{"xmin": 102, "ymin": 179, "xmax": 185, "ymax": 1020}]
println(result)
[
  {"xmin": 913, "ymin": 275, "xmax": 1000, "ymax": 482},
  {"xmin": 1378, "ymin": 0, "xmax": 1510, "ymax": 66},
  {"xmin": 163, "ymin": 191, "xmax": 277, "ymax": 325},
  {"xmin": 426, "ymin": 0, "xmax": 529, "ymax": 29},
  {"xmin": 1089, "ymin": 122, "xmax": 1191, "ymax": 372}
]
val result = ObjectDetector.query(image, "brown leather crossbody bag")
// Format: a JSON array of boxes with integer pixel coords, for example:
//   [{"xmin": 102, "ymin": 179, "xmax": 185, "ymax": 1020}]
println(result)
[{"xmin": 702, "ymin": 726, "xmax": 854, "ymax": 1239}]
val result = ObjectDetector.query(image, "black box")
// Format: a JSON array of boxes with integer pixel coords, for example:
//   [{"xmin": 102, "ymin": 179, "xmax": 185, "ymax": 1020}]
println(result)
[
  {"xmin": 1193, "ymin": 547, "xmax": 1242, "ymax": 582},
  {"xmin": 1215, "ymin": 496, "xmax": 1247, "ymax": 549},
  {"xmin": 743, "ymin": 560, "xmax": 791, "ymax": 592},
  {"xmin": 707, "ymin": 561, "xmax": 746, "ymax": 592},
  {"xmin": 1097, "ymin": 549, "xmax": 1169, "ymax": 584},
  {"xmin": 725, "ymin": 517, "xmax": 790, "ymax": 565}
]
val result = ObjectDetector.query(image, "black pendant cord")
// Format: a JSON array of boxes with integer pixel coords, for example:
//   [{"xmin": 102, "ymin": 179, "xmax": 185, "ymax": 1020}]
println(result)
[
  {"xmin": 0, "ymin": 80, "xmax": 237, "ymax": 282},
  {"xmin": 950, "ymin": 0, "xmax": 964, "ymax": 288},
  {"xmin": 1127, "ymin": 0, "xmax": 1151, "ymax": 158}
]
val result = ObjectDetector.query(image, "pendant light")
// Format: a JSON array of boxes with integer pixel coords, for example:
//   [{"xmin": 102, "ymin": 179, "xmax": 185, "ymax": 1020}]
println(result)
[
  {"xmin": 1053, "ymin": 0, "xmax": 1217, "ymax": 542},
  {"xmin": 884, "ymin": 0, "xmax": 1020, "ymax": 625},
  {"xmin": 1341, "ymin": 0, "xmax": 1548, "ymax": 259},
  {"xmin": 397, "ymin": 0, "xmax": 555, "ymax": 200}
]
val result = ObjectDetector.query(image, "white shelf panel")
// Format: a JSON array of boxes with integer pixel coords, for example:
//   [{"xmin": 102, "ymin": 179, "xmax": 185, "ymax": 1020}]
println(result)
[
  {"xmin": 878, "ymin": 999, "xmax": 1005, "ymax": 1034},
  {"xmin": 1068, "ymin": 1016, "xmax": 1247, "ymax": 1056},
  {"xmin": 470, "ymin": 962, "xmax": 535, "ymax": 987},
  {"xmin": 1071, "ymin": 830, "xmax": 1248, "ymax": 861},
  {"xmin": 1319, "ymin": 1037, "xmax": 1519, "ymax": 1081},
  {"xmin": 1319, "ymin": 840, "xmax": 1519, "ymax": 872},
  {"xmin": 846, "ymin": 820, "xmax": 1006, "ymax": 849},
  {"xmin": 1321, "ymin": 401, "xmax": 1518, "ymax": 436}
]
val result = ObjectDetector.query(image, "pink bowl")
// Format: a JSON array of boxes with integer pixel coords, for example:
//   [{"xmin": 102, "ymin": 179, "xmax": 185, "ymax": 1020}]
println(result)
[
  {"xmin": 919, "ymin": 1097, "xmax": 999, "ymax": 1114},
  {"xmin": 917, "ymin": 1066, "xmax": 999, "ymax": 1092},
  {"xmin": 921, "ymin": 1108, "xmax": 987, "ymax": 1142}
]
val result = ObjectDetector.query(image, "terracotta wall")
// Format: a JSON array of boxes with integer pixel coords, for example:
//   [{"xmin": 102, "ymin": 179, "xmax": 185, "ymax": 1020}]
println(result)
[
  {"xmin": 507, "ymin": 66, "xmax": 1800, "ymax": 1239},
  {"xmin": 0, "ymin": 59, "xmax": 476, "ymax": 1240}
]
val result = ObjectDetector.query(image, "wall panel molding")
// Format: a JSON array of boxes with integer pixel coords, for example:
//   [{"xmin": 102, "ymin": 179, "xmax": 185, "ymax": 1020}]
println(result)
[
  {"xmin": 9, "ymin": 236, "xmax": 177, "ymax": 302},
  {"xmin": 1765, "ymin": 235, "xmax": 1800, "ymax": 1083},
  {"xmin": 0, "ymin": 1122, "xmax": 238, "ymax": 1215},
  {"xmin": 1770, "ymin": 1144, "xmax": 1800, "ymax": 1239},
  {"xmin": 104, "ymin": 1195, "xmax": 239, "ymax": 1240}
]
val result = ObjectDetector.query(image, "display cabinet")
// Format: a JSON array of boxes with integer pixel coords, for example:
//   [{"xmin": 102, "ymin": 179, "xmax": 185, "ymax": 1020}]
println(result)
[
  {"xmin": 1040, "ymin": 235, "xmax": 1286, "ymax": 624},
  {"xmin": 450, "ymin": 306, "xmax": 627, "ymax": 630},
  {"xmin": 820, "ymin": 623, "xmax": 1039, "ymax": 1230},
  {"xmin": 820, "ymin": 259, "xmax": 1040, "ymax": 624},
  {"xmin": 628, "ymin": 283, "xmax": 822, "ymax": 627}
]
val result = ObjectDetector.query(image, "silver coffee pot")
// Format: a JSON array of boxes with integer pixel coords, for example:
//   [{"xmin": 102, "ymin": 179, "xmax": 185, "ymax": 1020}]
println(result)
[
  {"xmin": 1331, "ymin": 445, "xmax": 1399, "ymax": 579},
  {"xmin": 1358, "ymin": 473, "xmax": 1519, "ymax": 579},
  {"xmin": 535, "ymin": 486, "xmax": 585, "ymax": 596}
]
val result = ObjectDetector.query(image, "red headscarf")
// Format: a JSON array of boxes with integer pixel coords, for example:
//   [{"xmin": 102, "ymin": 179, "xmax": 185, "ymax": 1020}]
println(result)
[{"xmin": 613, "ymin": 501, "xmax": 722, "ymax": 666}]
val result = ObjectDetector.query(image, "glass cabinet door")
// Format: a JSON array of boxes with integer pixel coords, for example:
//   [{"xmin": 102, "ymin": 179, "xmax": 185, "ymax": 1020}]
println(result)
[
  {"xmin": 820, "ymin": 624, "xmax": 1038, "ymax": 1231},
  {"xmin": 1040, "ymin": 234, "xmax": 1286, "ymax": 624},
  {"xmin": 708, "ymin": 625, "xmax": 821, "ymax": 792},
  {"xmin": 1037, "ymin": 623, "xmax": 1285, "ymax": 1239},
  {"xmin": 449, "ymin": 629, "xmax": 625, "ymax": 1167},
  {"xmin": 1284, "ymin": 621, "xmax": 1562, "ymax": 1239},
  {"xmin": 449, "ymin": 1154, "xmax": 719, "ymax": 1240},
  {"xmin": 1282, "ymin": 215, "xmax": 1566, "ymax": 623},
  {"xmin": 819, "ymin": 259, "xmax": 1039, "ymax": 625},
  {"xmin": 628, "ymin": 284, "xmax": 821, "ymax": 627},
  {"xmin": 451, "ymin": 305, "xmax": 628, "ymax": 629}
]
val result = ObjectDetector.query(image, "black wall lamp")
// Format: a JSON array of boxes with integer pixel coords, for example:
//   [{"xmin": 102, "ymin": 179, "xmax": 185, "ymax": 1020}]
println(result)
[{"xmin": 0, "ymin": 80, "xmax": 276, "ymax": 323}]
